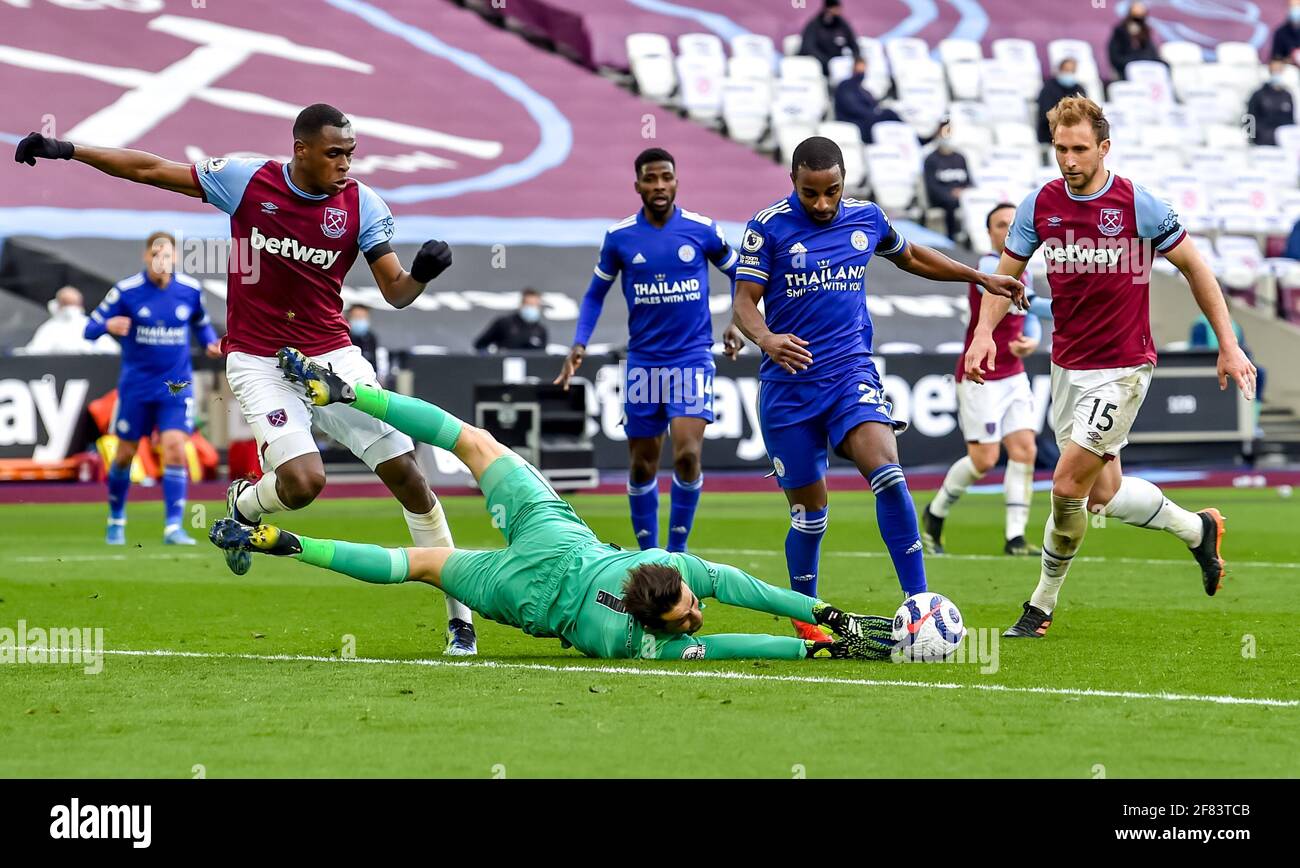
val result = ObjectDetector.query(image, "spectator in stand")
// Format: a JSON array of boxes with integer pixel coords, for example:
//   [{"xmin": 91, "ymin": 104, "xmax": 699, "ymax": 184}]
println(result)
[
  {"xmin": 1271, "ymin": 0, "xmax": 1300, "ymax": 65},
  {"xmin": 346, "ymin": 303, "xmax": 389, "ymax": 385},
  {"xmin": 473, "ymin": 288, "xmax": 548, "ymax": 353},
  {"xmin": 1107, "ymin": 2, "xmax": 1162, "ymax": 81},
  {"xmin": 923, "ymin": 122, "xmax": 971, "ymax": 244},
  {"xmin": 834, "ymin": 57, "xmax": 902, "ymax": 144},
  {"xmin": 799, "ymin": 0, "xmax": 859, "ymax": 75},
  {"xmin": 1247, "ymin": 60, "xmax": 1296, "ymax": 146},
  {"xmin": 24, "ymin": 286, "xmax": 119, "ymax": 354},
  {"xmin": 1037, "ymin": 58, "xmax": 1087, "ymax": 144}
]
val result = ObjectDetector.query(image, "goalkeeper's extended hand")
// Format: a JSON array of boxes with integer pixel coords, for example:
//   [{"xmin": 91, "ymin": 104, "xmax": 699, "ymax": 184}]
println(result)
[
  {"xmin": 15, "ymin": 132, "xmax": 74, "ymax": 166},
  {"xmin": 812, "ymin": 602, "xmax": 893, "ymax": 640}
]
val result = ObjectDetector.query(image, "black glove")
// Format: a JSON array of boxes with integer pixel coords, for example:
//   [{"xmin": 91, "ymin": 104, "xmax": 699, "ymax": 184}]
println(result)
[
  {"xmin": 15, "ymin": 132, "xmax": 74, "ymax": 166},
  {"xmin": 410, "ymin": 239, "xmax": 452, "ymax": 283}
]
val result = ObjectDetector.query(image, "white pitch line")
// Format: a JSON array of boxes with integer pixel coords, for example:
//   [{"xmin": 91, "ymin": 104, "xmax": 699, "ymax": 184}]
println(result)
[
  {"xmin": 10, "ymin": 553, "xmax": 208, "ymax": 563},
  {"xmin": 695, "ymin": 548, "xmax": 1300, "ymax": 571},
  {"xmin": 102, "ymin": 648, "xmax": 1299, "ymax": 708}
]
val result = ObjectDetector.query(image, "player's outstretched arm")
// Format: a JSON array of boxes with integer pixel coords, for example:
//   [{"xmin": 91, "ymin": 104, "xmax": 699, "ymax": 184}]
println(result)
[
  {"xmin": 963, "ymin": 251, "xmax": 1031, "ymax": 384},
  {"xmin": 15, "ymin": 134, "xmax": 201, "ymax": 197},
  {"xmin": 1163, "ymin": 240, "xmax": 1257, "ymax": 399},
  {"xmin": 885, "ymin": 242, "xmax": 1027, "ymax": 307},
  {"xmin": 368, "ymin": 240, "xmax": 452, "ymax": 310}
]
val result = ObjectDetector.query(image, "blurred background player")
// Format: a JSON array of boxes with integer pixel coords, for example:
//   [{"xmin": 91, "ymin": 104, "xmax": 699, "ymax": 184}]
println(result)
[
  {"xmin": 554, "ymin": 148, "xmax": 739, "ymax": 553},
  {"xmin": 923, "ymin": 202, "xmax": 1054, "ymax": 556},
  {"xmin": 210, "ymin": 347, "xmax": 897, "ymax": 662},
  {"xmin": 84, "ymin": 231, "xmax": 222, "ymax": 545},
  {"xmin": 473, "ymin": 287, "xmax": 548, "ymax": 352},
  {"xmin": 731, "ymin": 136, "xmax": 1024, "ymax": 642},
  {"xmin": 23, "ymin": 286, "xmax": 120, "ymax": 355},
  {"xmin": 965, "ymin": 97, "xmax": 1257, "ymax": 639},
  {"xmin": 14, "ymin": 104, "xmax": 477, "ymax": 655}
]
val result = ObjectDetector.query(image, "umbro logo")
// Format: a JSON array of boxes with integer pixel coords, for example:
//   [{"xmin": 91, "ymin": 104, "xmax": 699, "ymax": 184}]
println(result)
[
  {"xmin": 261, "ymin": 202, "xmax": 279, "ymax": 214},
  {"xmin": 632, "ymin": 252, "xmax": 646, "ymax": 264},
  {"xmin": 790, "ymin": 242, "xmax": 808, "ymax": 254},
  {"xmin": 1047, "ymin": 216, "xmax": 1062, "ymax": 225}
]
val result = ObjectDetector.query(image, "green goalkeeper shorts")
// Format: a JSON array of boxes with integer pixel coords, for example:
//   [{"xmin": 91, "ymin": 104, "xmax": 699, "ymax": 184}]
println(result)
[{"xmin": 440, "ymin": 453, "xmax": 600, "ymax": 636}]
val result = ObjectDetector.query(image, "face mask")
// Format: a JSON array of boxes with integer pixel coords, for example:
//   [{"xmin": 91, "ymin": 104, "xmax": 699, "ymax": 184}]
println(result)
[
  {"xmin": 350, "ymin": 320, "xmax": 370, "ymax": 337},
  {"xmin": 1272, "ymin": 74, "xmax": 1287, "ymax": 87},
  {"xmin": 1058, "ymin": 73, "xmax": 1078, "ymax": 88},
  {"xmin": 519, "ymin": 305, "xmax": 542, "ymax": 324},
  {"xmin": 57, "ymin": 305, "xmax": 84, "ymax": 321},
  {"xmin": 1291, "ymin": 7, "xmax": 1300, "ymax": 24}
]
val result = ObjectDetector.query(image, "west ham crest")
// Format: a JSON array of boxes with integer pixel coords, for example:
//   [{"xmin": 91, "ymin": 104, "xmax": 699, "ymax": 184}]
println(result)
[
  {"xmin": 321, "ymin": 207, "xmax": 348, "ymax": 239},
  {"xmin": 266, "ymin": 408, "xmax": 288, "ymax": 428},
  {"xmin": 1098, "ymin": 208, "xmax": 1124, "ymax": 237}
]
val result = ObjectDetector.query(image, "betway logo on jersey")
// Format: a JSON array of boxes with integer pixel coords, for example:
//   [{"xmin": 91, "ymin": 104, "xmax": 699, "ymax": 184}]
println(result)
[
  {"xmin": 1041, "ymin": 233, "xmax": 1152, "ymax": 283},
  {"xmin": 783, "ymin": 263, "xmax": 867, "ymax": 297},
  {"xmin": 249, "ymin": 226, "xmax": 341, "ymax": 269}
]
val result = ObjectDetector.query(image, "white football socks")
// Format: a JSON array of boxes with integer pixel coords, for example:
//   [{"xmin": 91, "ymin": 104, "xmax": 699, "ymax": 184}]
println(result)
[
  {"xmin": 1030, "ymin": 494, "xmax": 1088, "ymax": 614},
  {"xmin": 404, "ymin": 502, "xmax": 473, "ymax": 625},
  {"xmin": 930, "ymin": 455, "xmax": 984, "ymax": 518},
  {"xmin": 1004, "ymin": 460, "xmax": 1034, "ymax": 541},
  {"xmin": 236, "ymin": 471, "xmax": 288, "ymax": 525},
  {"xmin": 1102, "ymin": 476, "xmax": 1203, "ymax": 547}
]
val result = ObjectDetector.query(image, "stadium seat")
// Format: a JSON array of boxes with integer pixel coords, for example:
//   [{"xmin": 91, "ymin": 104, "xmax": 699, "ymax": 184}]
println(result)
[
  {"xmin": 1120, "ymin": 151, "xmax": 1162, "ymax": 187},
  {"xmin": 991, "ymin": 37, "xmax": 1043, "ymax": 88},
  {"xmin": 782, "ymin": 34, "xmax": 801, "ymax": 57},
  {"xmin": 1138, "ymin": 125, "xmax": 1188, "ymax": 154},
  {"xmin": 729, "ymin": 54, "xmax": 773, "ymax": 83},
  {"xmin": 959, "ymin": 188, "xmax": 1005, "ymax": 254},
  {"xmin": 983, "ymin": 84, "xmax": 1030, "ymax": 124},
  {"xmin": 1171, "ymin": 64, "xmax": 1207, "ymax": 101},
  {"xmin": 1160, "ymin": 40, "xmax": 1204, "ymax": 67},
  {"xmin": 872, "ymin": 120, "xmax": 923, "ymax": 171},
  {"xmin": 1274, "ymin": 123, "xmax": 1300, "ymax": 155},
  {"xmin": 678, "ymin": 32, "xmax": 724, "ymax": 62},
  {"xmin": 1165, "ymin": 180, "xmax": 1214, "ymax": 234},
  {"xmin": 775, "ymin": 120, "xmax": 817, "ymax": 168},
  {"xmin": 1214, "ymin": 64, "xmax": 1263, "ymax": 103},
  {"xmin": 896, "ymin": 80, "xmax": 949, "ymax": 134},
  {"xmin": 827, "ymin": 54, "xmax": 856, "ymax": 88},
  {"xmin": 952, "ymin": 123, "xmax": 994, "ymax": 152},
  {"xmin": 1232, "ymin": 172, "xmax": 1280, "ymax": 213},
  {"xmin": 1181, "ymin": 85, "xmax": 1235, "ymax": 127},
  {"xmin": 1124, "ymin": 61, "xmax": 1174, "ymax": 106},
  {"xmin": 772, "ymin": 79, "xmax": 827, "ymax": 126},
  {"xmin": 1215, "ymin": 41, "xmax": 1261, "ymax": 67},
  {"xmin": 856, "ymin": 37, "xmax": 893, "ymax": 99},
  {"xmin": 627, "ymin": 33, "xmax": 676, "ymax": 102},
  {"xmin": 779, "ymin": 55, "xmax": 825, "ymax": 85},
  {"xmin": 676, "ymin": 56, "xmax": 725, "ymax": 122},
  {"xmin": 938, "ymin": 39, "xmax": 983, "ymax": 101},
  {"xmin": 884, "ymin": 36, "xmax": 931, "ymax": 74},
  {"xmin": 731, "ymin": 33, "xmax": 777, "ymax": 70},
  {"xmin": 1188, "ymin": 146, "xmax": 1247, "ymax": 179},
  {"xmin": 721, "ymin": 80, "xmax": 769, "ymax": 145},
  {"xmin": 1205, "ymin": 123, "xmax": 1249, "ymax": 150},
  {"xmin": 1048, "ymin": 38, "xmax": 1099, "ymax": 76},
  {"xmin": 819, "ymin": 121, "xmax": 869, "ymax": 189},
  {"xmin": 1108, "ymin": 80, "xmax": 1155, "ymax": 110},
  {"xmin": 1253, "ymin": 146, "xmax": 1299, "ymax": 187},
  {"xmin": 948, "ymin": 100, "xmax": 991, "ymax": 131}
]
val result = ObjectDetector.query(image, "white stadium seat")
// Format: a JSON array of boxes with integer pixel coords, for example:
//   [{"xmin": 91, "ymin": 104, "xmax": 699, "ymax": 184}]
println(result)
[
  {"xmin": 779, "ymin": 54, "xmax": 825, "ymax": 85},
  {"xmin": 1231, "ymin": 173, "xmax": 1279, "ymax": 213},
  {"xmin": 675, "ymin": 56, "xmax": 724, "ymax": 122},
  {"xmin": 1216, "ymin": 41, "xmax": 1261, "ymax": 67},
  {"xmin": 951, "ymin": 124, "xmax": 994, "ymax": 152},
  {"xmin": 819, "ymin": 121, "xmax": 869, "ymax": 188},
  {"xmin": 856, "ymin": 37, "xmax": 893, "ymax": 99},
  {"xmin": 782, "ymin": 34, "xmax": 802, "ymax": 57},
  {"xmin": 775, "ymin": 121, "xmax": 817, "ymax": 168},
  {"xmin": 827, "ymin": 54, "xmax": 856, "ymax": 88},
  {"xmin": 678, "ymin": 32, "xmax": 724, "ymax": 62},
  {"xmin": 994, "ymin": 121, "xmax": 1037, "ymax": 149},
  {"xmin": 772, "ymin": 79, "xmax": 827, "ymax": 126},
  {"xmin": 884, "ymin": 36, "xmax": 931, "ymax": 73},
  {"xmin": 728, "ymin": 54, "xmax": 773, "ymax": 83},
  {"xmin": 1124, "ymin": 60, "xmax": 1174, "ymax": 106},
  {"xmin": 872, "ymin": 120, "xmax": 922, "ymax": 170},
  {"xmin": 945, "ymin": 58, "xmax": 982, "ymax": 101},
  {"xmin": 731, "ymin": 33, "xmax": 777, "ymax": 69},
  {"xmin": 1205, "ymin": 123, "xmax": 1249, "ymax": 150},
  {"xmin": 948, "ymin": 100, "xmax": 991, "ymax": 130},
  {"xmin": 1214, "ymin": 64, "xmax": 1263, "ymax": 103},
  {"xmin": 1249, "ymin": 146, "xmax": 1297, "ymax": 188},
  {"xmin": 991, "ymin": 38, "xmax": 1042, "ymax": 81},
  {"xmin": 1278, "ymin": 188, "xmax": 1300, "ymax": 222},
  {"xmin": 983, "ymin": 84, "xmax": 1030, "ymax": 124},
  {"xmin": 1120, "ymin": 151, "xmax": 1162, "ymax": 187},
  {"xmin": 721, "ymin": 80, "xmax": 769, "ymax": 144},
  {"xmin": 1171, "ymin": 64, "xmax": 1206, "ymax": 100},
  {"xmin": 626, "ymin": 33, "xmax": 676, "ymax": 102},
  {"xmin": 1160, "ymin": 41, "xmax": 1204, "ymax": 67}
]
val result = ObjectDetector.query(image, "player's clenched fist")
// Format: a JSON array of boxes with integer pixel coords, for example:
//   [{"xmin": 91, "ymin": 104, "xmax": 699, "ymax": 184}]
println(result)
[
  {"xmin": 106, "ymin": 316, "xmax": 132, "ymax": 337},
  {"xmin": 759, "ymin": 332, "xmax": 813, "ymax": 375},
  {"xmin": 14, "ymin": 132, "xmax": 74, "ymax": 166},
  {"xmin": 411, "ymin": 239, "xmax": 452, "ymax": 283}
]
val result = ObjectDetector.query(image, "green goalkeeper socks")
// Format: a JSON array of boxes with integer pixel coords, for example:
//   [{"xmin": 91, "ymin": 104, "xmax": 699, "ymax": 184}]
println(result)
[
  {"xmin": 350, "ymin": 384, "xmax": 463, "ymax": 452},
  {"xmin": 295, "ymin": 536, "xmax": 409, "ymax": 585}
]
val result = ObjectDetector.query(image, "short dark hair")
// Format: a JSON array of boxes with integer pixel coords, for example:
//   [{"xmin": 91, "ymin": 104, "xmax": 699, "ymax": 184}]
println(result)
[
  {"xmin": 521, "ymin": 287, "xmax": 542, "ymax": 300},
  {"xmin": 621, "ymin": 562, "xmax": 684, "ymax": 631},
  {"xmin": 791, "ymin": 136, "xmax": 845, "ymax": 176},
  {"xmin": 293, "ymin": 103, "xmax": 351, "ymax": 142},
  {"xmin": 634, "ymin": 147, "xmax": 675, "ymax": 178},
  {"xmin": 144, "ymin": 230, "xmax": 175, "ymax": 250},
  {"xmin": 347, "ymin": 303, "xmax": 370, "ymax": 315},
  {"xmin": 986, "ymin": 202, "xmax": 1016, "ymax": 228}
]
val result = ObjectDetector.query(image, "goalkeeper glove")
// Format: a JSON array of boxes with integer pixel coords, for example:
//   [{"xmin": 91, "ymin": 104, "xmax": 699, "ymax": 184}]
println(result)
[
  {"xmin": 812, "ymin": 602, "xmax": 893, "ymax": 639},
  {"xmin": 411, "ymin": 239, "xmax": 453, "ymax": 283},
  {"xmin": 15, "ymin": 132, "xmax": 74, "ymax": 166}
]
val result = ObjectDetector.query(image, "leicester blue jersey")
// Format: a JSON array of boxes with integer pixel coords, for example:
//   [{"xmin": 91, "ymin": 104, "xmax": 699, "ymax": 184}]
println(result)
[
  {"xmin": 737, "ymin": 194, "xmax": 906, "ymax": 382},
  {"xmin": 85, "ymin": 271, "xmax": 218, "ymax": 401},
  {"xmin": 573, "ymin": 206, "xmax": 738, "ymax": 364}
]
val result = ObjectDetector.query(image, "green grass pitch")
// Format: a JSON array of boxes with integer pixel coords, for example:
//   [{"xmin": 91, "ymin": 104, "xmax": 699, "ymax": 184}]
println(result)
[{"xmin": 1, "ymin": 487, "xmax": 1297, "ymax": 778}]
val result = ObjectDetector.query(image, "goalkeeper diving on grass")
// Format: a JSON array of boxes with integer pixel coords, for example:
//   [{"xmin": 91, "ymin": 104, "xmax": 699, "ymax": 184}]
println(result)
[{"xmin": 208, "ymin": 348, "xmax": 896, "ymax": 661}]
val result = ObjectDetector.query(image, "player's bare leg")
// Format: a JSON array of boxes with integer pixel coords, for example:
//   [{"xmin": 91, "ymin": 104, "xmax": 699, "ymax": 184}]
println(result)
[
  {"xmin": 1085, "ymin": 454, "xmax": 1225, "ymax": 596},
  {"xmin": 1005, "ymin": 443, "xmax": 1104, "ymax": 638},
  {"xmin": 839, "ymin": 421, "xmax": 928, "ymax": 598},
  {"xmin": 1001, "ymin": 429, "xmax": 1040, "ymax": 556},
  {"xmin": 626, "ymin": 434, "xmax": 665, "ymax": 549},
  {"xmin": 373, "ymin": 450, "xmax": 476, "ymax": 654},
  {"xmin": 923, "ymin": 440, "xmax": 998, "ymax": 554},
  {"xmin": 782, "ymin": 478, "xmax": 832, "ymax": 642},
  {"xmin": 666, "ymin": 416, "xmax": 706, "ymax": 552}
]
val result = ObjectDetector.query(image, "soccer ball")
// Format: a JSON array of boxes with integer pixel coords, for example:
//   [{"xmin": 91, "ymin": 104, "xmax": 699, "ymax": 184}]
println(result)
[{"xmin": 891, "ymin": 592, "xmax": 965, "ymax": 662}]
